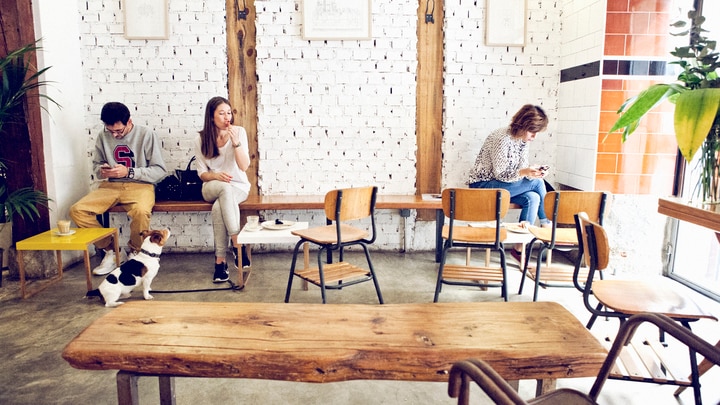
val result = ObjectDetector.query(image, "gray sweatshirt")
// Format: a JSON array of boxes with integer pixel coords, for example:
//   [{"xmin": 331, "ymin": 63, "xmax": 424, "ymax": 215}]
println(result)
[{"xmin": 92, "ymin": 124, "xmax": 167, "ymax": 184}]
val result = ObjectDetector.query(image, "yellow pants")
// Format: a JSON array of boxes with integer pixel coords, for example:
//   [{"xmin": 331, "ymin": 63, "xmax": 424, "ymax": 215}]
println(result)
[{"xmin": 70, "ymin": 182, "xmax": 155, "ymax": 251}]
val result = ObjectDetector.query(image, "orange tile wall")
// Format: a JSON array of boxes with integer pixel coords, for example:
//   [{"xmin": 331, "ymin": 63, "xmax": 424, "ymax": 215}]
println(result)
[{"xmin": 598, "ymin": 0, "xmax": 678, "ymax": 195}]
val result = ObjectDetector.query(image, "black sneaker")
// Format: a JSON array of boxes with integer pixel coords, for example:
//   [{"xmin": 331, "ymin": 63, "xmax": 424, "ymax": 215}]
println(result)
[
  {"xmin": 213, "ymin": 262, "xmax": 229, "ymax": 283},
  {"xmin": 241, "ymin": 245, "xmax": 251, "ymax": 269}
]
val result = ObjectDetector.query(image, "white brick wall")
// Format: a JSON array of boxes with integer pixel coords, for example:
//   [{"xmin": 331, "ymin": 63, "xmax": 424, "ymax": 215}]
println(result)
[
  {"xmin": 442, "ymin": 0, "xmax": 562, "ymax": 190},
  {"xmin": 77, "ymin": 0, "xmax": 562, "ymax": 252}
]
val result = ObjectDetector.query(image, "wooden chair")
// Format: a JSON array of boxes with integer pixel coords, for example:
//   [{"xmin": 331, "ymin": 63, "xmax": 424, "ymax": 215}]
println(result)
[
  {"xmin": 447, "ymin": 312, "xmax": 720, "ymax": 405},
  {"xmin": 433, "ymin": 188, "xmax": 510, "ymax": 302},
  {"xmin": 284, "ymin": 186, "xmax": 383, "ymax": 304},
  {"xmin": 518, "ymin": 190, "xmax": 608, "ymax": 301},
  {"xmin": 574, "ymin": 213, "xmax": 718, "ymax": 405}
]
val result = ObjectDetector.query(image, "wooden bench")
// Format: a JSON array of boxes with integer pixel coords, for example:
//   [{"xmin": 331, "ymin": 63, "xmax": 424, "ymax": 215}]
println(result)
[
  {"xmin": 102, "ymin": 194, "xmax": 448, "ymax": 261},
  {"xmin": 102, "ymin": 194, "xmax": 521, "ymax": 262},
  {"xmin": 62, "ymin": 301, "xmax": 607, "ymax": 405}
]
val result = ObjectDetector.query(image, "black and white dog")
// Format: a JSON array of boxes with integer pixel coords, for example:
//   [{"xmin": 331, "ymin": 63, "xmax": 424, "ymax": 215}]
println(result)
[{"xmin": 86, "ymin": 229, "xmax": 171, "ymax": 307}]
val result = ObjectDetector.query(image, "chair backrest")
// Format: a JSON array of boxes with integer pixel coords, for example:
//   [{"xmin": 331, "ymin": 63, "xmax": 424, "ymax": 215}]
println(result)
[
  {"xmin": 582, "ymin": 216, "xmax": 610, "ymax": 272},
  {"xmin": 324, "ymin": 186, "xmax": 377, "ymax": 222},
  {"xmin": 574, "ymin": 212, "xmax": 610, "ymax": 294},
  {"xmin": 544, "ymin": 191, "xmax": 607, "ymax": 226},
  {"xmin": 441, "ymin": 188, "xmax": 510, "ymax": 223}
]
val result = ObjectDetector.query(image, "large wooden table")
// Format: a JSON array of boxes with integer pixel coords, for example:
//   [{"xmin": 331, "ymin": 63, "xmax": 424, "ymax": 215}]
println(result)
[{"xmin": 63, "ymin": 301, "xmax": 606, "ymax": 404}]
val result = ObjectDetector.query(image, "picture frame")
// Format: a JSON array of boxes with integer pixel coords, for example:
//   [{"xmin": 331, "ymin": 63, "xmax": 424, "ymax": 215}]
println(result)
[
  {"xmin": 302, "ymin": 0, "xmax": 372, "ymax": 40},
  {"xmin": 485, "ymin": 0, "xmax": 526, "ymax": 47},
  {"xmin": 123, "ymin": 0, "xmax": 169, "ymax": 40}
]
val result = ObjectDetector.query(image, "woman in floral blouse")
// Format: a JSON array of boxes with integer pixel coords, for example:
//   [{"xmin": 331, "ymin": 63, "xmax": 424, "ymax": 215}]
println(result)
[{"xmin": 467, "ymin": 104, "xmax": 551, "ymax": 230}]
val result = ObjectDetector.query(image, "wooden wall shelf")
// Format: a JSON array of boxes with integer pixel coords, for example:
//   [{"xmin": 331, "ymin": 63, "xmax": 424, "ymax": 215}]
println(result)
[{"xmin": 658, "ymin": 197, "xmax": 720, "ymax": 232}]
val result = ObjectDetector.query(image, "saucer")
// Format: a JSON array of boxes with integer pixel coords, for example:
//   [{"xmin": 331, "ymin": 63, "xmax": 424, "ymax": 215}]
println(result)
[
  {"xmin": 261, "ymin": 220, "xmax": 296, "ymax": 230},
  {"xmin": 244, "ymin": 226, "xmax": 262, "ymax": 232},
  {"xmin": 53, "ymin": 229, "xmax": 76, "ymax": 236}
]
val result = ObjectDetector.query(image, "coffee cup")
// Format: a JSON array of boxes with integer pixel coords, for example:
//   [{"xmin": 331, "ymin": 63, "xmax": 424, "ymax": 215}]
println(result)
[
  {"xmin": 57, "ymin": 219, "xmax": 71, "ymax": 234},
  {"xmin": 247, "ymin": 215, "xmax": 260, "ymax": 230}
]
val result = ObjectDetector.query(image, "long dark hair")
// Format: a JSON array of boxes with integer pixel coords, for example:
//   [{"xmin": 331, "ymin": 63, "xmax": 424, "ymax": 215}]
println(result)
[
  {"xmin": 199, "ymin": 96, "xmax": 234, "ymax": 158},
  {"xmin": 509, "ymin": 104, "xmax": 548, "ymax": 137}
]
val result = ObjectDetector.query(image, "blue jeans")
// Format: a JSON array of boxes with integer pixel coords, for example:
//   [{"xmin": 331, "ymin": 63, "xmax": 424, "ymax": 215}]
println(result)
[{"xmin": 469, "ymin": 178, "xmax": 548, "ymax": 225}]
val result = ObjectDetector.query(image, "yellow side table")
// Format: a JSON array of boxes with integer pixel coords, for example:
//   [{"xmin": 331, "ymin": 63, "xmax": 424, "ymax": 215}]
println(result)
[{"xmin": 15, "ymin": 227, "xmax": 119, "ymax": 299}]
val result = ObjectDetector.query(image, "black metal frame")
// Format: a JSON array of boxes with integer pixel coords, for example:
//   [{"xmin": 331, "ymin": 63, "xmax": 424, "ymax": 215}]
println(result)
[
  {"xmin": 284, "ymin": 187, "xmax": 383, "ymax": 304},
  {"xmin": 433, "ymin": 189, "xmax": 508, "ymax": 302},
  {"xmin": 518, "ymin": 191, "xmax": 607, "ymax": 301}
]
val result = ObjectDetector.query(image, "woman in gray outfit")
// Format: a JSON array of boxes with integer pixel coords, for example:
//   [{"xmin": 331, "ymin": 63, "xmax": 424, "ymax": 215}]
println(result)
[{"xmin": 195, "ymin": 96, "xmax": 251, "ymax": 283}]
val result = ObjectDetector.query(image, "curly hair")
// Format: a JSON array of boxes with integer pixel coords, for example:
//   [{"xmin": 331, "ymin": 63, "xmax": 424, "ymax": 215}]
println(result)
[{"xmin": 509, "ymin": 104, "xmax": 548, "ymax": 137}]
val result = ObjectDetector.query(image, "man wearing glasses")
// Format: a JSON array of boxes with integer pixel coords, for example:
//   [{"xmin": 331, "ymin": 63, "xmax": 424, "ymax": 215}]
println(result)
[{"xmin": 70, "ymin": 102, "xmax": 167, "ymax": 275}]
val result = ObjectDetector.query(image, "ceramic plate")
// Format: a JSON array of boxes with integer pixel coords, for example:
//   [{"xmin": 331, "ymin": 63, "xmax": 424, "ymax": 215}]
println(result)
[
  {"xmin": 243, "ymin": 225, "xmax": 262, "ymax": 232},
  {"xmin": 53, "ymin": 229, "xmax": 76, "ymax": 236},
  {"xmin": 261, "ymin": 220, "xmax": 296, "ymax": 230},
  {"xmin": 505, "ymin": 224, "xmax": 530, "ymax": 234}
]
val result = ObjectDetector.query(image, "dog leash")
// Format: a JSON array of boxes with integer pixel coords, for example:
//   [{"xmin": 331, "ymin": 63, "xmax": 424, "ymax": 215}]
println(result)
[{"xmin": 149, "ymin": 279, "xmax": 244, "ymax": 294}]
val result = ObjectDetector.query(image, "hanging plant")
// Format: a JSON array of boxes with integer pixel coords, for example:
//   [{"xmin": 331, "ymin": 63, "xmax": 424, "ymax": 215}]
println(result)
[{"xmin": 609, "ymin": 11, "xmax": 720, "ymax": 203}]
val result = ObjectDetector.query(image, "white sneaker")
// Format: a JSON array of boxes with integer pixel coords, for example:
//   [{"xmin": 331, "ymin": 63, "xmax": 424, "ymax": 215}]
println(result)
[{"xmin": 92, "ymin": 249, "xmax": 127, "ymax": 275}]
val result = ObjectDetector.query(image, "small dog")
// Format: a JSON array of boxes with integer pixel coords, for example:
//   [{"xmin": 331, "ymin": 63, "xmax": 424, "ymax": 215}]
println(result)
[{"xmin": 86, "ymin": 229, "xmax": 170, "ymax": 307}]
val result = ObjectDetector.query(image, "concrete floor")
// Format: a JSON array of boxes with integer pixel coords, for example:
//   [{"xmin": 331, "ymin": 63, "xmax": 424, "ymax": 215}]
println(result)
[{"xmin": 1, "ymin": 248, "xmax": 719, "ymax": 405}]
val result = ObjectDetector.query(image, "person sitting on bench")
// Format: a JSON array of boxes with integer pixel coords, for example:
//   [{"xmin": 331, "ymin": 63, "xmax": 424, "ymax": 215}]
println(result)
[
  {"xmin": 70, "ymin": 102, "xmax": 167, "ymax": 275},
  {"xmin": 195, "ymin": 96, "xmax": 251, "ymax": 283}
]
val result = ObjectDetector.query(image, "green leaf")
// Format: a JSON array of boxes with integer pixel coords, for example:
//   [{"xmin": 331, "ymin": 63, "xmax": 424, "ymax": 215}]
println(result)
[
  {"xmin": 609, "ymin": 84, "xmax": 679, "ymax": 136},
  {"xmin": 674, "ymin": 88, "xmax": 720, "ymax": 161}
]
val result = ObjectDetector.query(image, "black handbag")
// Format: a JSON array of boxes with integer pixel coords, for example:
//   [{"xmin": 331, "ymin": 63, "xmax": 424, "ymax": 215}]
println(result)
[
  {"xmin": 154, "ymin": 175, "xmax": 181, "ymax": 201},
  {"xmin": 175, "ymin": 156, "xmax": 203, "ymax": 201}
]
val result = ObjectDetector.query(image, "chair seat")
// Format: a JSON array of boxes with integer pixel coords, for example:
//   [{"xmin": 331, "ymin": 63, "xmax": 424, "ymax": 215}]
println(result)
[
  {"xmin": 442, "ymin": 225, "xmax": 507, "ymax": 243},
  {"xmin": 441, "ymin": 264, "xmax": 505, "ymax": 283},
  {"xmin": 526, "ymin": 263, "xmax": 589, "ymax": 286},
  {"xmin": 292, "ymin": 224, "xmax": 368, "ymax": 244},
  {"xmin": 294, "ymin": 261, "xmax": 371, "ymax": 285},
  {"xmin": 593, "ymin": 279, "xmax": 718, "ymax": 321},
  {"xmin": 529, "ymin": 227, "xmax": 578, "ymax": 245}
]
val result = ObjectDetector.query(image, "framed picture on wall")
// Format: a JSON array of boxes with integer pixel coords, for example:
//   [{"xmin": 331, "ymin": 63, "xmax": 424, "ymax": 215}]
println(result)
[
  {"xmin": 485, "ymin": 0, "xmax": 526, "ymax": 46},
  {"xmin": 302, "ymin": 0, "xmax": 372, "ymax": 40},
  {"xmin": 123, "ymin": 0, "xmax": 169, "ymax": 40}
]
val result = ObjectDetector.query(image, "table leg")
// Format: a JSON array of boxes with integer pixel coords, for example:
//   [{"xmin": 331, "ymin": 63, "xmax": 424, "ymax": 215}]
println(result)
[
  {"xmin": 158, "ymin": 375, "xmax": 176, "ymax": 405},
  {"xmin": 113, "ymin": 229, "xmax": 121, "ymax": 266},
  {"xmin": 236, "ymin": 243, "xmax": 250, "ymax": 289},
  {"xmin": 83, "ymin": 250, "xmax": 93, "ymax": 292},
  {"xmin": 536, "ymin": 378, "xmax": 557, "ymax": 396},
  {"xmin": 18, "ymin": 250, "xmax": 27, "ymax": 299},
  {"xmin": 18, "ymin": 250, "xmax": 64, "ymax": 299},
  {"xmin": 116, "ymin": 371, "xmax": 140, "ymax": 405}
]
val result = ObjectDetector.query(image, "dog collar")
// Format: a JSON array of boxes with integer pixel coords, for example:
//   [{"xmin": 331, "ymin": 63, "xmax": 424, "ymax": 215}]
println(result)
[{"xmin": 140, "ymin": 249, "xmax": 161, "ymax": 258}]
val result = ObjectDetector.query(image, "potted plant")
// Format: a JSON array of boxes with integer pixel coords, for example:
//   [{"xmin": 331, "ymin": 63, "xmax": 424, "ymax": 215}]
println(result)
[
  {"xmin": 0, "ymin": 41, "xmax": 55, "ymax": 225},
  {"xmin": 609, "ymin": 11, "xmax": 720, "ymax": 203}
]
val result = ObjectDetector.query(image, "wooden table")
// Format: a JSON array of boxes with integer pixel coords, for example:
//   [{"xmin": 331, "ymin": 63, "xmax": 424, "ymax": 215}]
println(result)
[
  {"xmin": 15, "ymin": 227, "xmax": 120, "ymax": 299},
  {"xmin": 62, "ymin": 301, "xmax": 606, "ymax": 404},
  {"xmin": 657, "ymin": 197, "xmax": 720, "ymax": 232},
  {"xmin": 234, "ymin": 221, "xmax": 309, "ymax": 288}
]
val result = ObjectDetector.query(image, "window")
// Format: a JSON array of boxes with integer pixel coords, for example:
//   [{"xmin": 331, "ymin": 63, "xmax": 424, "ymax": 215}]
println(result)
[{"xmin": 667, "ymin": 1, "xmax": 720, "ymax": 300}]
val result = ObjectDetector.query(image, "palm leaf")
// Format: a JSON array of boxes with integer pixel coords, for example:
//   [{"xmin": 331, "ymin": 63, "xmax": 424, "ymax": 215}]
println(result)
[
  {"xmin": 674, "ymin": 88, "xmax": 720, "ymax": 161},
  {"xmin": 609, "ymin": 84, "xmax": 681, "ymax": 142}
]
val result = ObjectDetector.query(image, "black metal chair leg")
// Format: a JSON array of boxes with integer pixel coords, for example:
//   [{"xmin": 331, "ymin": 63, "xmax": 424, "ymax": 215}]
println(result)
[
  {"xmin": 361, "ymin": 244, "xmax": 383, "ymax": 304},
  {"xmin": 284, "ymin": 240, "xmax": 305, "ymax": 303}
]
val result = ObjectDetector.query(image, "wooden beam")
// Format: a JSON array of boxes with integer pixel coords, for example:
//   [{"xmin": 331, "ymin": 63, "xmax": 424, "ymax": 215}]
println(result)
[
  {"xmin": 0, "ymin": 1, "xmax": 51, "ymax": 240},
  {"xmin": 226, "ymin": 0, "xmax": 259, "ymax": 197},
  {"xmin": 416, "ymin": 0, "xmax": 444, "ymax": 220}
]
